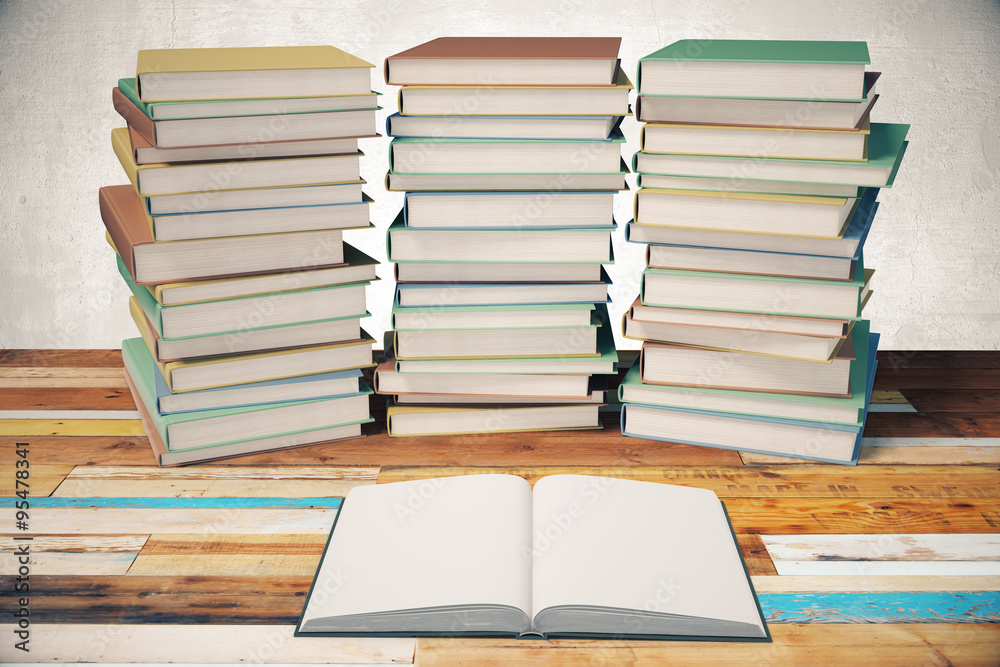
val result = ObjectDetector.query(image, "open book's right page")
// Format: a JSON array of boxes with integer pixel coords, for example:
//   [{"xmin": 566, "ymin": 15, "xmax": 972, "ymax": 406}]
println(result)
[{"xmin": 530, "ymin": 475, "xmax": 766, "ymax": 638}]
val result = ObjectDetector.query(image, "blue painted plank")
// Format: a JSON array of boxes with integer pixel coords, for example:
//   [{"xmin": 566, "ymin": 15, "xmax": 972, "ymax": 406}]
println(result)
[
  {"xmin": 760, "ymin": 592, "xmax": 1000, "ymax": 624},
  {"xmin": 30, "ymin": 497, "xmax": 343, "ymax": 509}
]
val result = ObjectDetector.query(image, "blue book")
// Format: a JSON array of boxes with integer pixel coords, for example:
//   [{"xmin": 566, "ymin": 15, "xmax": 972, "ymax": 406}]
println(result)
[{"xmin": 621, "ymin": 330, "xmax": 880, "ymax": 465}]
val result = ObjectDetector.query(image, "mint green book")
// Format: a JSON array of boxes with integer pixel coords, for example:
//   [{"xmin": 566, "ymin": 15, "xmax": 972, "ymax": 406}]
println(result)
[
  {"xmin": 638, "ymin": 40, "xmax": 870, "ymax": 101},
  {"xmin": 640, "ymin": 254, "xmax": 870, "ymax": 320},
  {"xmin": 117, "ymin": 77, "xmax": 380, "ymax": 121},
  {"xmin": 634, "ymin": 123, "xmax": 908, "ymax": 188},
  {"xmin": 619, "ymin": 321, "xmax": 871, "ymax": 425},
  {"xmin": 122, "ymin": 337, "xmax": 373, "ymax": 453},
  {"xmin": 117, "ymin": 254, "xmax": 369, "ymax": 340}
]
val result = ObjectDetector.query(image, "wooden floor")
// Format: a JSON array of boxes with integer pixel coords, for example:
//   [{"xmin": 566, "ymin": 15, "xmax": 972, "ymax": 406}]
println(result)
[{"xmin": 0, "ymin": 348, "xmax": 998, "ymax": 665}]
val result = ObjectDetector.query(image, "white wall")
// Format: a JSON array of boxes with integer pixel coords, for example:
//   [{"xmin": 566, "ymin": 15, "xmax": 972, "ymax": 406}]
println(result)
[{"xmin": 1, "ymin": 0, "xmax": 998, "ymax": 350}]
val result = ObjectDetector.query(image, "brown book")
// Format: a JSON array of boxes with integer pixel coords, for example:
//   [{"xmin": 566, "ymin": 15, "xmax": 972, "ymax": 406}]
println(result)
[
  {"xmin": 384, "ymin": 37, "xmax": 621, "ymax": 86},
  {"xmin": 113, "ymin": 87, "xmax": 158, "ymax": 145},
  {"xmin": 99, "ymin": 184, "xmax": 346, "ymax": 285}
]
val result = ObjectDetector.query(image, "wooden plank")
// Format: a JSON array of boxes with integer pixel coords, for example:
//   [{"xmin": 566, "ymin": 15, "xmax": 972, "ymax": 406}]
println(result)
[
  {"xmin": 763, "ymin": 533, "xmax": 1000, "ymax": 561},
  {"xmin": 55, "ymin": 465, "xmax": 380, "ymax": 498},
  {"xmin": 0, "ymin": 464, "xmax": 73, "ymax": 496},
  {"xmin": 738, "ymin": 533, "xmax": 777, "ymax": 576},
  {"xmin": 858, "ymin": 446, "xmax": 1000, "ymax": 465},
  {"xmin": 771, "ymin": 561, "xmax": 1000, "ymax": 576},
  {"xmin": 31, "ymin": 497, "xmax": 342, "ymax": 508},
  {"xmin": 0, "ymin": 387, "xmax": 135, "ymax": 410},
  {"xmin": 66, "ymin": 465, "xmax": 381, "ymax": 480},
  {"xmin": 0, "ymin": 575, "xmax": 315, "ymax": 624},
  {"xmin": 0, "ymin": 535, "xmax": 148, "ymax": 552},
  {"xmin": 140, "ymin": 534, "xmax": 328, "ymax": 555},
  {"xmin": 52, "ymin": 479, "xmax": 371, "ymax": 498},
  {"xmin": 725, "ymin": 498, "xmax": 999, "ymax": 534},
  {"xmin": 376, "ymin": 465, "xmax": 1000, "ymax": 499},
  {"xmin": 127, "ymin": 554, "xmax": 322, "ymax": 576},
  {"xmin": 863, "ymin": 413, "xmax": 1000, "ymax": 437},
  {"xmin": 6, "ymin": 576, "xmax": 996, "ymax": 627},
  {"xmin": 0, "ymin": 375, "xmax": 129, "ymax": 388},
  {"xmin": 875, "ymin": 350, "xmax": 1000, "ymax": 369},
  {"xmin": 0, "ymin": 410, "xmax": 140, "ymax": 419},
  {"xmin": 870, "ymin": 389, "xmax": 910, "ymax": 404},
  {"xmin": 875, "ymin": 369, "xmax": 1000, "ymax": 390},
  {"xmin": 0, "ymin": 623, "xmax": 413, "ymax": 663},
  {"xmin": 26, "ymin": 508, "xmax": 338, "ymax": 534},
  {"xmin": 0, "ymin": 428, "xmax": 745, "ymax": 467},
  {"xmin": 0, "ymin": 551, "xmax": 135, "ymax": 575},
  {"xmin": 0, "ymin": 349, "xmax": 125, "ymax": 368},
  {"xmin": 0, "ymin": 436, "xmax": 158, "ymax": 466},
  {"xmin": 902, "ymin": 389, "xmax": 1000, "ymax": 413},
  {"xmin": 759, "ymin": 591, "xmax": 1000, "ymax": 623},
  {"xmin": 750, "ymin": 575, "xmax": 1000, "ymax": 593},
  {"xmin": 414, "ymin": 625, "xmax": 1000, "ymax": 666},
  {"xmin": 0, "ymin": 419, "xmax": 146, "ymax": 436}
]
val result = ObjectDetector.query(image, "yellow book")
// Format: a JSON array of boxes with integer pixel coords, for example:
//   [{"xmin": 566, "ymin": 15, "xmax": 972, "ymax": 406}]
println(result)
[{"xmin": 137, "ymin": 46, "xmax": 375, "ymax": 102}]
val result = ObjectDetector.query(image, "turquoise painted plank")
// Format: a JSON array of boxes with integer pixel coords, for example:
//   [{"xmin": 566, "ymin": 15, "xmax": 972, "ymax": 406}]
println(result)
[
  {"xmin": 760, "ymin": 592, "xmax": 1000, "ymax": 623},
  {"xmin": 30, "ymin": 497, "xmax": 343, "ymax": 509}
]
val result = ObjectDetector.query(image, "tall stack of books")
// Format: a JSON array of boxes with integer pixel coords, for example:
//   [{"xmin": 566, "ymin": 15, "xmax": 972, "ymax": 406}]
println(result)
[
  {"xmin": 620, "ymin": 40, "xmax": 909, "ymax": 464},
  {"xmin": 102, "ymin": 46, "xmax": 381, "ymax": 465},
  {"xmin": 374, "ymin": 37, "xmax": 630, "ymax": 436}
]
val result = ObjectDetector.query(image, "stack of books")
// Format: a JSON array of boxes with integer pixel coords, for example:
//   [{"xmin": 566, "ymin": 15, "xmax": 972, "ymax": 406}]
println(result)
[
  {"xmin": 375, "ymin": 37, "xmax": 630, "ymax": 436},
  {"xmin": 102, "ymin": 46, "xmax": 381, "ymax": 465},
  {"xmin": 621, "ymin": 40, "xmax": 909, "ymax": 465}
]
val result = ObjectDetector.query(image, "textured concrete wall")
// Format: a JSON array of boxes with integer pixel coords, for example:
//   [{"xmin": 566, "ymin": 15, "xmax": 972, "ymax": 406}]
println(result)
[{"xmin": 1, "ymin": 0, "xmax": 998, "ymax": 349}]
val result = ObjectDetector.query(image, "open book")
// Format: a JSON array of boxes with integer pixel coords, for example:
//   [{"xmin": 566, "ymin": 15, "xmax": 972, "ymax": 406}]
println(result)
[{"xmin": 296, "ymin": 474, "xmax": 769, "ymax": 640}]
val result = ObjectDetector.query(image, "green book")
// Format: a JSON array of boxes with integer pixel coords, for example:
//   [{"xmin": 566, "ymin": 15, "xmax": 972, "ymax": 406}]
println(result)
[
  {"xmin": 121, "ymin": 337, "xmax": 373, "ymax": 453},
  {"xmin": 634, "ymin": 122, "xmax": 908, "ymax": 188},
  {"xmin": 117, "ymin": 77, "xmax": 380, "ymax": 121},
  {"xmin": 619, "ymin": 321, "xmax": 871, "ymax": 425},
  {"xmin": 640, "ymin": 254, "xmax": 870, "ymax": 320},
  {"xmin": 117, "ymin": 254, "xmax": 370, "ymax": 340},
  {"xmin": 638, "ymin": 39, "xmax": 870, "ymax": 101}
]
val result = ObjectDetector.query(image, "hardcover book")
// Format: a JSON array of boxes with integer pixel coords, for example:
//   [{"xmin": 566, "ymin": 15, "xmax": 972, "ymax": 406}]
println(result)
[{"xmin": 296, "ymin": 474, "xmax": 769, "ymax": 640}]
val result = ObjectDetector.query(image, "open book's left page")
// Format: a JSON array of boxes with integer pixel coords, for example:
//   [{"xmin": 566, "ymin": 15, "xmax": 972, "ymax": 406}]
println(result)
[{"xmin": 298, "ymin": 474, "xmax": 532, "ymax": 634}]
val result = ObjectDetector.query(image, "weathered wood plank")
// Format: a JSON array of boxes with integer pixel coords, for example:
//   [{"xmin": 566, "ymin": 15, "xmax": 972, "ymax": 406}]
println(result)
[
  {"xmin": 0, "ymin": 623, "xmax": 414, "ymax": 664},
  {"xmin": 0, "ymin": 419, "xmax": 146, "ymax": 436},
  {"xmin": 738, "ymin": 533, "xmax": 777, "ymax": 576},
  {"xmin": 65, "ymin": 465, "xmax": 381, "ymax": 480},
  {"xmin": 725, "ymin": 498, "xmax": 999, "ymax": 534},
  {"xmin": 863, "ymin": 413, "xmax": 1000, "ymax": 437},
  {"xmin": 771, "ymin": 561, "xmax": 1000, "ymax": 576},
  {"xmin": 52, "ymin": 479, "xmax": 372, "ymax": 498},
  {"xmin": 0, "ymin": 551, "xmax": 135, "ymax": 575},
  {"xmin": 30, "ymin": 497, "xmax": 342, "ymax": 508},
  {"xmin": 902, "ymin": 389, "xmax": 1000, "ymax": 413},
  {"xmin": 875, "ymin": 369, "xmax": 1000, "ymax": 390},
  {"xmin": 0, "ymin": 349, "xmax": 125, "ymax": 368},
  {"xmin": 760, "ymin": 591, "xmax": 1000, "ymax": 623},
  {"xmin": 414, "ymin": 625, "xmax": 1000, "ymax": 666},
  {"xmin": 0, "ymin": 387, "xmax": 135, "ymax": 410},
  {"xmin": 750, "ymin": 575, "xmax": 1000, "ymax": 593},
  {"xmin": 0, "ymin": 464, "xmax": 73, "ymax": 496},
  {"xmin": 140, "ymin": 534, "xmax": 327, "ymax": 556},
  {"xmin": 0, "ymin": 535, "xmax": 148, "ymax": 552},
  {"xmin": 127, "ymin": 554, "xmax": 323, "ymax": 576},
  {"xmin": 858, "ymin": 446, "xmax": 1000, "ymax": 465},
  {"xmin": 763, "ymin": 533, "xmax": 1000, "ymax": 561},
  {"xmin": 875, "ymin": 350, "xmax": 1000, "ymax": 369},
  {"xmin": 376, "ymin": 465, "xmax": 1000, "ymax": 499},
  {"xmin": 25, "ymin": 508, "xmax": 338, "ymax": 534},
  {"xmin": 0, "ymin": 430, "xmax": 745, "ymax": 467}
]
